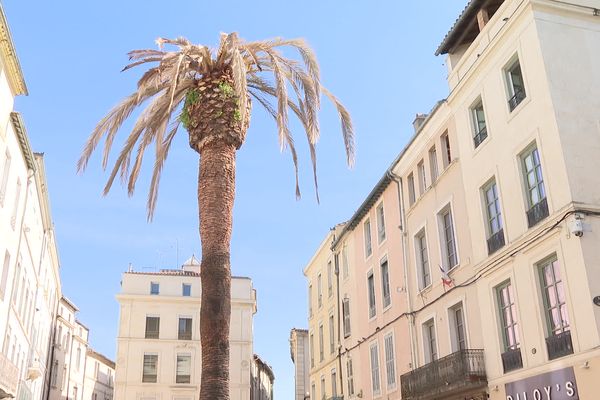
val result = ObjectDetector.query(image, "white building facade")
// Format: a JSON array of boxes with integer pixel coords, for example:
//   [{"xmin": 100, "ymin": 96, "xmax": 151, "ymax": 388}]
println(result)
[
  {"xmin": 83, "ymin": 349, "xmax": 115, "ymax": 400},
  {"xmin": 115, "ymin": 257, "xmax": 257, "ymax": 400}
]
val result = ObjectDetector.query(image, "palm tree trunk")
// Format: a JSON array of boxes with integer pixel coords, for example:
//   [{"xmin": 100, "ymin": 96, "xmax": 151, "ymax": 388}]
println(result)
[{"xmin": 198, "ymin": 141, "xmax": 236, "ymax": 400}]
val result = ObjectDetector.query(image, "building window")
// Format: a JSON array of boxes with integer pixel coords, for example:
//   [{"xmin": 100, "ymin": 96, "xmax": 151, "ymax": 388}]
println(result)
[
  {"xmin": 308, "ymin": 284, "xmax": 313, "ymax": 318},
  {"xmin": 327, "ymin": 261, "xmax": 333, "ymax": 298},
  {"xmin": 450, "ymin": 304, "xmax": 467, "ymax": 351},
  {"xmin": 346, "ymin": 359, "xmax": 355, "ymax": 396},
  {"xmin": 540, "ymin": 258, "xmax": 570, "ymax": 335},
  {"xmin": 10, "ymin": 179, "xmax": 21, "ymax": 230},
  {"xmin": 311, "ymin": 382, "xmax": 316, "ymax": 400},
  {"xmin": 150, "ymin": 282, "xmax": 159, "ymax": 295},
  {"xmin": 441, "ymin": 132, "xmax": 452, "ymax": 168},
  {"xmin": 439, "ymin": 207, "xmax": 458, "ymax": 270},
  {"xmin": 178, "ymin": 317, "xmax": 192, "ymax": 340},
  {"xmin": 483, "ymin": 180, "xmax": 505, "ymax": 254},
  {"xmin": 367, "ymin": 272, "xmax": 376, "ymax": 318},
  {"xmin": 51, "ymin": 360, "xmax": 59, "ymax": 387},
  {"xmin": 342, "ymin": 243, "xmax": 349, "ymax": 279},
  {"xmin": 145, "ymin": 316, "xmax": 160, "ymax": 339},
  {"xmin": 176, "ymin": 354, "xmax": 191, "ymax": 383},
  {"xmin": 76, "ymin": 347, "xmax": 81, "ymax": 370},
  {"xmin": 142, "ymin": 353, "xmax": 158, "ymax": 383},
  {"xmin": 310, "ymin": 333, "xmax": 315, "ymax": 368},
  {"xmin": 384, "ymin": 333, "xmax": 396, "ymax": 389},
  {"xmin": 521, "ymin": 145, "xmax": 548, "ymax": 227},
  {"xmin": 370, "ymin": 342, "xmax": 381, "ymax": 396},
  {"xmin": 429, "ymin": 146, "xmax": 438, "ymax": 183},
  {"xmin": 424, "ymin": 319, "xmax": 437, "ymax": 363},
  {"xmin": 471, "ymin": 99, "xmax": 488, "ymax": 147},
  {"xmin": 331, "ymin": 369, "xmax": 337, "ymax": 397},
  {"xmin": 376, "ymin": 202, "xmax": 386, "ymax": 243},
  {"xmin": 497, "ymin": 281, "xmax": 519, "ymax": 350},
  {"xmin": 182, "ymin": 283, "xmax": 191, "ymax": 296},
  {"xmin": 415, "ymin": 230, "xmax": 430, "ymax": 290},
  {"xmin": 329, "ymin": 314, "xmax": 335, "ymax": 355},
  {"xmin": 407, "ymin": 173, "xmax": 416, "ymax": 206},
  {"xmin": 1, "ymin": 251, "xmax": 10, "ymax": 300},
  {"xmin": 319, "ymin": 324, "xmax": 324, "ymax": 362},
  {"xmin": 505, "ymin": 57, "xmax": 526, "ymax": 111},
  {"xmin": 320, "ymin": 376, "xmax": 326, "ymax": 400},
  {"xmin": 364, "ymin": 219, "xmax": 372, "ymax": 258},
  {"xmin": 417, "ymin": 160, "xmax": 427, "ymax": 195},
  {"xmin": 0, "ymin": 150, "xmax": 11, "ymax": 207},
  {"xmin": 380, "ymin": 259, "xmax": 391, "ymax": 308},
  {"xmin": 342, "ymin": 297, "xmax": 351, "ymax": 338},
  {"xmin": 317, "ymin": 273, "xmax": 323, "ymax": 308}
]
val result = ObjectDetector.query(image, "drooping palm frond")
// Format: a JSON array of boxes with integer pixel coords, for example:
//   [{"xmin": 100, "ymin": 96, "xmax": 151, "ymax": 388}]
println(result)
[{"xmin": 78, "ymin": 33, "xmax": 355, "ymax": 219}]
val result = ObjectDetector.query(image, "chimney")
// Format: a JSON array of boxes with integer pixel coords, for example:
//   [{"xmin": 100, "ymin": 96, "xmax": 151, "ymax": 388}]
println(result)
[{"xmin": 413, "ymin": 113, "xmax": 428, "ymax": 132}]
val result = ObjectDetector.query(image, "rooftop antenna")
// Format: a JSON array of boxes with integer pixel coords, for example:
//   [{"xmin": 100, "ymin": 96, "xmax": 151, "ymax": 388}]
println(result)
[{"xmin": 127, "ymin": 263, "xmax": 133, "ymax": 272}]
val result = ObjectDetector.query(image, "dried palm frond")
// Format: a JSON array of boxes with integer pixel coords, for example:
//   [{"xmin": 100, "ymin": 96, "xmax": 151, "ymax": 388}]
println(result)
[{"xmin": 78, "ymin": 32, "xmax": 355, "ymax": 219}]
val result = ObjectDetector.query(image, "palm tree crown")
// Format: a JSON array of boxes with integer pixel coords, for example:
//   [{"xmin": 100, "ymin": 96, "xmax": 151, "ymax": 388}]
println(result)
[{"xmin": 77, "ymin": 33, "xmax": 354, "ymax": 217}]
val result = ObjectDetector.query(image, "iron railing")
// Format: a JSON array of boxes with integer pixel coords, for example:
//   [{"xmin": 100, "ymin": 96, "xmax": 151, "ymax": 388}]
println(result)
[
  {"xmin": 178, "ymin": 331, "xmax": 192, "ymax": 340},
  {"xmin": 546, "ymin": 330, "xmax": 573, "ymax": 360},
  {"xmin": 473, "ymin": 127, "xmax": 488, "ymax": 148},
  {"xmin": 526, "ymin": 198, "xmax": 549, "ymax": 228},
  {"xmin": 487, "ymin": 229, "xmax": 505, "ymax": 255},
  {"xmin": 508, "ymin": 89, "xmax": 526, "ymax": 111},
  {"xmin": 0, "ymin": 352, "xmax": 19, "ymax": 397},
  {"xmin": 400, "ymin": 349, "xmax": 486, "ymax": 400},
  {"xmin": 501, "ymin": 348, "xmax": 523, "ymax": 373}
]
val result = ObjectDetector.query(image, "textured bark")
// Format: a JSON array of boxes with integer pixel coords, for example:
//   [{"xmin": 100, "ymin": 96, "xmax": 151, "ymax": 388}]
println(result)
[{"xmin": 198, "ymin": 141, "xmax": 236, "ymax": 400}]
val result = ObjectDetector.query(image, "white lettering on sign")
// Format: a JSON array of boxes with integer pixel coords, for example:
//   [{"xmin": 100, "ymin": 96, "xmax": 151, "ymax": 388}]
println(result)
[
  {"xmin": 544, "ymin": 386, "xmax": 551, "ymax": 399},
  {"xmin": 533, "ymin": 389, "xmax": 542, "ymax": 400},
  {"xmin": 566, "ymin": 382, "xmax": 574, "ymax": 397}
]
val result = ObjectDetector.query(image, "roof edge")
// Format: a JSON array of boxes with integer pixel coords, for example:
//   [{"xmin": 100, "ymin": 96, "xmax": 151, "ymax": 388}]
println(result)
[{"xmin": 0, "ymin": 4, "xmax": 27, "ymax": 95}]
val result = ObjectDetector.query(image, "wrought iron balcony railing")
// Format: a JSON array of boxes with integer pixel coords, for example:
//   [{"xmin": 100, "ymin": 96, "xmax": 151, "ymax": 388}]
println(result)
[
  {"xmin": 501, "ymin": 347, "xmax": 523, "ymax": 373},
  {"xmin": 546, "ymin": 330, "xmax": 573, "ymax": 360},
  {"xmin": 400, "ymin": 349, "xmax": 486, "ymax": 400},
  {"xmin": 526, "ymin": 198, "xmax": 549, "ymax": 228},
  {"xmin": 487, "ymin": 229, "xmax": 505, "ymax": 255},
  {"xmin": 0, "ymin": 352, "xmax": 19, "ymax": 398},
  {"xmin": 508, "ymin": 89, "xmax": 526, "ymax": 111},
  {"xmin": 473, "ymin": 127, "xmax": 488, "ymax": 148}
]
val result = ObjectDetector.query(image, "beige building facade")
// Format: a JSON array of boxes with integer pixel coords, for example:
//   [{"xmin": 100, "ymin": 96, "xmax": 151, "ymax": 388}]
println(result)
[
  {"xmin": 115, "ymin": 256, "xmax": 257, "ymax": 400},
  {"xmin": 289, "ymin": 328, "xmax": 310, "ymax": 400},
  {"xmin": 304, "ymin": 0, "xmax": 600, "ymax": 399},
  {"xmin": 83, "ymin": 349, "xmax": 115, "ymax": 400}
]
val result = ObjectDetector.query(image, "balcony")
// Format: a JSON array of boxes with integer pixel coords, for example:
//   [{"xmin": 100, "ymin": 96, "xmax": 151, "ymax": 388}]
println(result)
[
  {"xmin": 546, "ymin": 330, "xmax": 573, "ymax": 360},
  {"xmin": 487, "ymin": 229, "xmax": 505, "ymax": 255},
  {"xmin": 508, "ymin": 89, "xmax": 526, "ymax": 111},
  {"xmin": 473, "ymin": 126, "xmax": 488, "ymax": 148},
  {"xmin": 501, "ymin": 348, "xmax": 523, "ymax": 373},
  {"xmin": 526, "ymin": 198, "xmax": 549, "ymax": 228},
  {"xmin": 0, "ymin": 353, "xmax": 19, "ymax": 398},
  {"xmin": 400, "ymin": 349, "xmax": 486, "ymax": 400}
]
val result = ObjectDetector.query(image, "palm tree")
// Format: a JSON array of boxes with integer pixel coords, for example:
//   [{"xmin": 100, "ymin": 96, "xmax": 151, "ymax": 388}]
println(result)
[{"xmin": 77, "ymin": 33, "xmax": 354, "ymax": 400}]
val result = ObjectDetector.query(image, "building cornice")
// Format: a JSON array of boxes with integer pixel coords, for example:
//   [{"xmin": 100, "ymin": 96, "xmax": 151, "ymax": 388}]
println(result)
[
  {"xmin": 0, "ymin": 4, "xmax": 27, "ymax": 95},
  {"xmin": 10, "ymin": 112, "xmax": 36, "ymax": 172}
]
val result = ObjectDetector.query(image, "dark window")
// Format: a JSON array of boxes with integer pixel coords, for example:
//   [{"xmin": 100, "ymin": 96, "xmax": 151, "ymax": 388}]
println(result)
[
  {"xmin": 178, "ymin": 317, "xmax": 192, "ymax": 340},
  {"xmin": 182, "ymin": 284, "xmax": 191, "ymax": 297},
  {"xmin": 150, "ymin": 282, "xmax": 159, "ymax": 295},
  {"xmin": 145, "ymin": 316, "xmax": 160, "ymax": 339},
  {"xmin": 142, "ymin": 354, "xmax": 158, "ymax": 383}
]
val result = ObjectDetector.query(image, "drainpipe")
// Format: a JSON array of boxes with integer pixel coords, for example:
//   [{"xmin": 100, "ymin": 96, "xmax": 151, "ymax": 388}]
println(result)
[
  {"xmin": 333, "ymin": 251, "xmax": 344, "ymax": 399},
  {"xmin": 388, "ymin": 171, "xmax": 418, "ymax": 369}
]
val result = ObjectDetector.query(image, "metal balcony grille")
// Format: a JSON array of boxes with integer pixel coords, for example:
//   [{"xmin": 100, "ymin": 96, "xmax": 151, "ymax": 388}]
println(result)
[
  {"xmin": 501, "ymin": 348, "xmax": 523, "ymax": 373},
  {"xmin": 508, "ymin": 89, "xmax": 526, "ymax": 111},
  {"xmin": 400, "ymin": 349, "xmax": 486, "ymax": 400},
  {"xmin": 178, "ymin": 332, "xmax": 192, "ymax": 340},
  {"xmin": 176, "ymin": 374, "xmax": 191, "ymax": 384},
  {"xmin": 473, "ymin": 127, "xmax": 488, "ymax": 148},
  {"xmin": 546, "ymin": 330, "xmax": 573, "ymax": 360},
  {"xmin": 487, "ymin": 229, "xmax": 505, "ymax": 255},
  {"xmin": 526, "ymin": 198, "xmax": 549, "ymax": 228}
]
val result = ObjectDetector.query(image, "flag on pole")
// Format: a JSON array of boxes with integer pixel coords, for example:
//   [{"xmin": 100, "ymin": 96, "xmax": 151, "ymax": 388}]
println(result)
[{"xmin": 439, "ymin": 264, "xmax": 453, "ymax": 287}]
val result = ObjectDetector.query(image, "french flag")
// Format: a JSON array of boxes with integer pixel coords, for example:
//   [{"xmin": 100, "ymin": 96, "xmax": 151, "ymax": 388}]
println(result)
[{"xmin": 439, "ymin": 265, "xmax": 453, "ymax": 287}]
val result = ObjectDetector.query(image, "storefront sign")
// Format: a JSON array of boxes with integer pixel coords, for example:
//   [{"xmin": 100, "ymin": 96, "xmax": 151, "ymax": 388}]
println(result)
[{"xmin": 505, "ymin": 367, "xmax": 578, "ymax": 400}]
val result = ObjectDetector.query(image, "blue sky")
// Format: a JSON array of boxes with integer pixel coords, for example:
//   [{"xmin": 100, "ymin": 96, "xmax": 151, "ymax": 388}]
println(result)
[{"xmin": 5, "ymin": 1, "xmax": 466, "ymax": 397}]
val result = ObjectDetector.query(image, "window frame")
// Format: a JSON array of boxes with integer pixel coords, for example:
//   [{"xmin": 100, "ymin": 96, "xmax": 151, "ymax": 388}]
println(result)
[
  {"xmin": 429, "ymin": 146, "xmax": 439, "ymax": 183},
  {"xmin": 423, "ymin": 319, "xmax": 438, "ymax": 363},
  {"xmin": 342, "ymin": 297, "xmax": 351, "ymax": 338},
  {"xmin": 407, "ymin": 173, "xmax": 416, "ymax": 206},
  {"xmin": 380, "ymin": 257, "xmax": 391, "ymax": 309},
  {"xmin": 178, "ymin": 317, "xmax": 193, "ymax": 340},
  {"xmin": 176, "ymin": 353, "xmax": 192, "ymax": 384},
  {"xmin": 496, "ymin": 280, "xmax": 520, "ymax": 351},
  {"xmin": 384, "ymin": 332, "xmax": 397, "ymax": 390},
  {"xmin": 367, "ymin": 270, "xmax": 376, "ymax": 319},
  {"xmin": 441, "ymin": 132, "xmax": 452, "ymax": 169},
  {"xmin": 417, "ymin": 159, "xmax": 427, "ymax": 195},
  {"xmin": 346, "ymin": 358, "xmax": 355, "ymax": 396},
  {"xmin": 376, "ymin": 202, "xmax": 386, "ymax": 244},
  {"xmin": 369, "ymin": 342, "xmax": 381, "ymax": 397},
  {"xmin": 520, "ymin": 145, "xmax": 546, "ymax": 209},
  {"xmin": 438, "ymin": 205, "xmax": 458, "ymax": 271},
  {"xmin": 504, "ymin": 56, "xmax": 527, "ymax": 111},
  {"xmin": 470, "ymin": 97, "xmax": 488, "ymax": 148},
  {"xmin": 364, "ymin": 218, "xmax": 373, "ymax": 258},
  {"xmin": 538, "ymin": 256, "xmax": 570, "ymax": 336},
  {"xmin": 182, "ymin": 283, "xmax": 191, "ymax": 297},
  {"xmin": 150, "ymin": 282, "xmax": 159, "ymax": 295},
  {"xmin": 142, "ymin": 353, "xmax": 158, "ymax": 383},
  {"xmin": 145, "ymin": 316, "xmax": 160, "ymax": 339},
  {"xmin": 415, "ymin": 229, "xmax": 431, "ymax": 291}
]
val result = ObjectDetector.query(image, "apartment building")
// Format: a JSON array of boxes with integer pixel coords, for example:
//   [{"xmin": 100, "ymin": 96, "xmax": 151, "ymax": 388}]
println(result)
[
  {"xmin": 250, "ymin": 354, "xmax": 274, "ymax": 400},
  {"xmin": 332, "ymin": 173, "xmax": 408, "ymax": 400},
  {"xmin": 289, "ymin": 328, "xmax": 310, "ymax": 400},
  {"xmin": 304, "ymin": 226, "xmax": 344, "ymax": 400},
  {"xmin": 47, "ymin": 297, "xmax": 90, "ymax": 400},
  {"xmin": 304, "ymin": 0, "xmax": 600, "ymax": 399},
  {"xmin": 115, "ymin": 256, "xmax": 258, "ymax": 400},
  {"xmin": 83, "ymin": 349, "xmax": 115, "ymax": 400}
]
